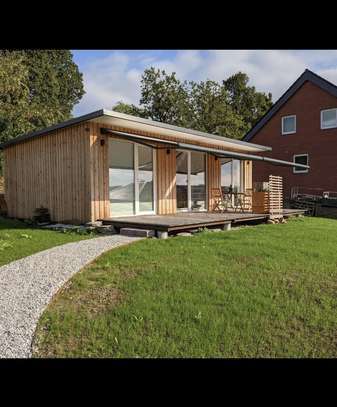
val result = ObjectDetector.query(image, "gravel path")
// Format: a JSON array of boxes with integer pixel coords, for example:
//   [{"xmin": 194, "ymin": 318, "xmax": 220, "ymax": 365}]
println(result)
[{"xmin": 0, "ymin": 235, "xmax": 141, "ymax": 358}]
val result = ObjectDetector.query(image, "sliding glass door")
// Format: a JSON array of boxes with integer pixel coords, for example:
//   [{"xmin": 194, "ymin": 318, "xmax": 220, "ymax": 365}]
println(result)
[
  {"xmin": 109, "ymin": 139, "xmax": 155, "ymax": 217},
  {"xmin": 176, "ymin": 151, "xmax": 189, "ymax": 210},
  {"xmin": 176, "ymin": 150, "xmax": 206, "ymax": 211},
  {"xmin": 220, "ymin": 158, "xmax": 242, "ymax": 194},
  {"xmin": 137, "ymin": 144, "xmax": 154, "ymax": 213},
  {"xmin": 109, "ymin": 140, "xmax": 135, "ymax": 216}
]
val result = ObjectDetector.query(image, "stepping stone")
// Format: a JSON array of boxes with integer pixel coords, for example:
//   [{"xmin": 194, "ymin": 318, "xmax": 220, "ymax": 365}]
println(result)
[
  {"xmin": 120, "ymin": 228, "xmax": 155, "ymax": 238},
  {"xmin": 96, "ymin": 225, "xmax": 116, "ymax": 234}
]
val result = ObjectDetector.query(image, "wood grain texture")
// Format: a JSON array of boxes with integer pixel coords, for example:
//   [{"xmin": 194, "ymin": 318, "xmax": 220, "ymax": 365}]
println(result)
[
  {"xmin": 157, "ymin": 148, "xmax": 176, "ymax": 215},
  {"xmin": 3, "ymin": 123, "xmax": 91, "ymax": 223},
  {"xmin": 207, "ymin": 155, "xmax": 221, "ymax": 211},
  {"xmin": 3, "ymin": 119, "xmax": 256, "ymax": 223}
]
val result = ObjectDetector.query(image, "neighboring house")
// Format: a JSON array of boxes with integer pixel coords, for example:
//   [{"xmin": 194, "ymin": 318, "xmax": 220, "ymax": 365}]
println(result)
[
  {"xmin": 0, "ymin": 109, "xmax": 305, "ymax": 224},
  {"xmin": 243, "ymin": 69, "xmax": 337, "ymax": 200}
]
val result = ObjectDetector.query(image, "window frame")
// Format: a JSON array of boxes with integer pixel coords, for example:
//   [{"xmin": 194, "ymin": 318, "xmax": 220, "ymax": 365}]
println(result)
[
  {"xmin": 281, "ymin": 115, "xmax": 297, "ymax": 135},
  {"xmin": 320, "ymin": 108, "xmax": 337, "ymax": 130},
  {"xmin": 176, "ymin": 149, "xmax": 207, "ymax": 212},
  {"xmin": 293, "ymin": 154, "xmax": 309, "ymax": 174}
]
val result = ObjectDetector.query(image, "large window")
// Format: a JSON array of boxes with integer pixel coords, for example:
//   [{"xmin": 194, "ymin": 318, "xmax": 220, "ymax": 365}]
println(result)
[
  {"xmin": 282, "ymin": 115, "xmax": 296, "ymax": 135},
  {"xmin": 108, "ymin": 139, "xmax": 155, "ymax": 216},
  {"xmin": 138, "ymin": 145, "xmax": 154, "ymax": 213},
  {"xmin": 190, "ymin": 151, "xmax": 206, "ymax": 210},
  {"xmin": 109, "ymin": 139, "xmax": 135, "ymax": 216},
  {"xmin": 293, "ymin": 154, "xmax": 309, "ymax": 174},
  {"xmin": 321, "ymin": 108, "xmax": 337, "ymax": 129},
  {"xmin": 176, "ymin": 150, "xmax": 206, "ymax": 211},
  {"xmin": 220, "ymin": 158, "xmax": 242, "ymax": 192}
]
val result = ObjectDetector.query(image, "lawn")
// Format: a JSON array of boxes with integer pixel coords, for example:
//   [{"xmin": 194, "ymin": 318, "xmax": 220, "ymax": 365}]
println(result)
[
  {"xmin": 0, "ymin": 217, "xmax": 91, "ymax": 267},
  {"xmin": 33, "ymin": 217, "xmax": 337, "ymax": 358}
]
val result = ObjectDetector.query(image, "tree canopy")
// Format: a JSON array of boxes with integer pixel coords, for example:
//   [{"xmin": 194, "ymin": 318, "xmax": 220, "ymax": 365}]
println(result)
[
  {"xmin": 0, "ymin": 50, "xmax": 84, "ymax": 145},
  {"xmin": 113, "ymin": 67, "xmax": 272, "ymax": 140}
]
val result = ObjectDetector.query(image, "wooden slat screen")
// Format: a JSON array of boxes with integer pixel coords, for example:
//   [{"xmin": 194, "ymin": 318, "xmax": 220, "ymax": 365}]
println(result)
[{"xmin": 268, "ymin": 175, "xmax": 283, "ymax": 215}]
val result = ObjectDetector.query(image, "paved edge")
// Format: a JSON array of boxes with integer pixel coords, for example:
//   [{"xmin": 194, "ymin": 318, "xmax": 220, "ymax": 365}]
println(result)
[{"xmin": 0, "ymin": 235, "xmax": 141, "ymax": 358}]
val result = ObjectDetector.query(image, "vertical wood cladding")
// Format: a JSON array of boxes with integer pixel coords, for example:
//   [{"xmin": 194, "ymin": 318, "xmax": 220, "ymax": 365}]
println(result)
[
  {"xmin": 157, "ymin": 148, "xmax": 177, "ymax": 214},
  {"xmin": 4, "ymin": 123, "xmax": 91, "ymax": 223}
]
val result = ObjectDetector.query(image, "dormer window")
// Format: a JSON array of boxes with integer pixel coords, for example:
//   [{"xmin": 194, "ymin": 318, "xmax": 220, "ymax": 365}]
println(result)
[
  {"xmin": 282, "ymin": 115, "xmax": 296, "ymax": 135},
  {"xmin": 321, "ymin": 108, "xmax": 337, "ymax": 129}
]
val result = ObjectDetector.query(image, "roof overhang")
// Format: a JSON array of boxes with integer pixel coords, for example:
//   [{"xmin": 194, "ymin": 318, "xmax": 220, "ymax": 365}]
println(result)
[
  {"xmin": 0, "ymin": 108, "xmax": 272, "ymax": 153},
  {"xmin": 102, "ymin": 128, "xmax": 309, "ymax": 169}
]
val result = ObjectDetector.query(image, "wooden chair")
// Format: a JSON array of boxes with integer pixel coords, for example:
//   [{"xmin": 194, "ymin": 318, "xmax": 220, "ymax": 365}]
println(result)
[
  {"xmin": 234, "ymin": 189, "xmax": 253, "ymax": 213},
  {"xmin": 223, "ymin": 191, "xmax": 235, "ymax": 212},
  {"xmin": 210, "ymin": 188, "xmax": 224, "ymax": 212}
]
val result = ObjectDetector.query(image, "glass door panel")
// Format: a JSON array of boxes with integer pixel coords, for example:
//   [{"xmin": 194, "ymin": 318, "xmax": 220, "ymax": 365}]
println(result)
[
  {"xmin": 109, "ymin": 139, "xmax": 134, "ymax": 216},
  {"xmin": 221, "ymin": 158, "xmax": 232, "ymax": 193},
  {"xmin": 109, "ymin": 139, "xmax": 155, "ymax": 217},
  {"xmin": 232, "ymin": 160, "xmax": 241, "ymax": 192},
  {"xmin": 190, "ymin": 151, "xmax": 206, "ymax": 210},
  {"xmin": 176, "ymin": 151, "xmax": 189, "ymax": 210},
  {"xmin": 137, "ymin": 144, "xmax": 154, "ymax": 213}
]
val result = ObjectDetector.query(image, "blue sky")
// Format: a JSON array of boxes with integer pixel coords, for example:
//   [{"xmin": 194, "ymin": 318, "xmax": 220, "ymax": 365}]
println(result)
[{"xmin": 72, "ymin": 50, "xmax": 337, "ymax": 116}]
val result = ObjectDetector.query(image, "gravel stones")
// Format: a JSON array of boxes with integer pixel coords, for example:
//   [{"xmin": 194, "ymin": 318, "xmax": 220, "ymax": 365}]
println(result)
[{"xmin": 0, "ymin": 234, "xmax": 140, "ymax": 358}]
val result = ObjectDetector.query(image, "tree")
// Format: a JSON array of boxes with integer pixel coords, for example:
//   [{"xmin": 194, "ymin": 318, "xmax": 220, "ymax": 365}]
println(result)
[
  {"xmin": 0, "ymin": 51, "xmax": 31, "ymax": 144},
  {"xmin": 112, "ymin": 67, "xmax": 272, "ymax": 141},
  {"xmin": 223, "ymin": 71, "xmax": 272, "ymax": 133},
  {"xmin": 139, "ymin": 68, "xmax": 191, "ymax": 126},
  {"xmin": 0, "ymin": 50, "xmax": 85, "ymax": 144},
  {"xmin": 188, "ymin": 80, "xmax": 246, "ymax": 139},
  {"xmin": 113, "ymin": 101, "xmax": 147, "ymax": 118}
]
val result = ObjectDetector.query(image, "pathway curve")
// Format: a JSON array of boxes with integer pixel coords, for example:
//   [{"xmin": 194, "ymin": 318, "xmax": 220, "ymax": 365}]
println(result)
[{"xmin": 0, "ymin": 235, "xmax": 141, "ymax": 358}]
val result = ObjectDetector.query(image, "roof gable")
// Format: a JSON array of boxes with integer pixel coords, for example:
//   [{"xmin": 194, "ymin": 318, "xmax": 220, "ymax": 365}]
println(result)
[{"xmin": 243, "ymin": 69, "xmax": 337, "ymax": 142}]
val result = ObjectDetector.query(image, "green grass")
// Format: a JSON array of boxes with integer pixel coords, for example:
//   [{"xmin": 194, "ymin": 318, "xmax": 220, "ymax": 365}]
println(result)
[
  {"xmin": 0, "ymin": 217, "xmax": 91, "ymax": 266},
  {"xmin": 33, "ymin": 217, "xmax": 337, "ymax": 358}
]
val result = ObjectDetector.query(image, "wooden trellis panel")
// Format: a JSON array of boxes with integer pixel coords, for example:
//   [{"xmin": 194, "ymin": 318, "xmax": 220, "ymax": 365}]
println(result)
[{"xmin": 268, "ymin": 175, "xmax": 283, "ymax": 215}]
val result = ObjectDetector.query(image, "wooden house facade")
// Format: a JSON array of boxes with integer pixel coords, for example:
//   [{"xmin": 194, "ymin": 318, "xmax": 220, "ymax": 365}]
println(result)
[{"xmin": 0, "ymin": 109, "xmax": 304, "ymax": 224}]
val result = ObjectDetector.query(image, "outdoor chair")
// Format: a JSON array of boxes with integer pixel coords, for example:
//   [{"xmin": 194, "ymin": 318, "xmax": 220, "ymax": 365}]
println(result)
[
  {"xmin": 210, "ymin": 188, "xmax": 225, "ymax": 212},
  {"xmin": 233, "ymin": 189, "xmax": 253, "ymax": 213},
  {"xmin": 223, "ymin": 191, "xmax": 235, "ymax": 212}
]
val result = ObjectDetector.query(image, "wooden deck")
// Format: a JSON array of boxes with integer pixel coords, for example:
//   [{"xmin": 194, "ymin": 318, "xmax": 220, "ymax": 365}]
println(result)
[{"xmin": 101, "ymin": 209, "xmax": 306, "ymax": 233}]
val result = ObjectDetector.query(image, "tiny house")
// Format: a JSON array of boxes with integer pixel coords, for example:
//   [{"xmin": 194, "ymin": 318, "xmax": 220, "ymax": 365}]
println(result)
[{"xmin": 0, "ymin": 109, "xmax": 306, "ymax": 224}]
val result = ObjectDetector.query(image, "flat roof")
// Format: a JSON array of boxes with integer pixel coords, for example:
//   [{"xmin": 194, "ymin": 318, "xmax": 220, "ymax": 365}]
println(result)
[{"xmin": 0, "ymin": 108, "xmax": 272, "ymax": 153}]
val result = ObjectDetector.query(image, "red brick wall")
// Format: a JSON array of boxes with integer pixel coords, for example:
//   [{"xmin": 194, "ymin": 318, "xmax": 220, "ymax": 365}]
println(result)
[{"xmin": 249, "ymin": 81, "xmax": 337, "ymax": 199}]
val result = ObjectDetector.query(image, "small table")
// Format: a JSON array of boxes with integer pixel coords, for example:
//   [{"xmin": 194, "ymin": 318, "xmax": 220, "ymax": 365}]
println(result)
[{"xmin": 223, "ymin": 192, "xmax": 245, "ymax": 212}]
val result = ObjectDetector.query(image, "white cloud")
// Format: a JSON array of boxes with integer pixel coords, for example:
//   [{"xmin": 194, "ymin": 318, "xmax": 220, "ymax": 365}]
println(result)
[
  {"xmin": 74, "ymin": 52, "xmax": 142, "ymax": 115},
  {"xmin": 73, "ymin": 50, "xmax": 337, "ymax": 116}
]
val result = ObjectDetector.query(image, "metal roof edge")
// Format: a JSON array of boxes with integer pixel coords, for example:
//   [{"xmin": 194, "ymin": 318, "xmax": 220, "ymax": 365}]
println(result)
[
  {"xmin": 100, "ymin": 109, "xmax": 271, "ymax": 151},
  {"xmin": 0, "ymin": 109, "xmax": 105, "ymax": 149},
  {"xmin": 0, "ymin": 107, "xmax": 271, "ymax": 152}
]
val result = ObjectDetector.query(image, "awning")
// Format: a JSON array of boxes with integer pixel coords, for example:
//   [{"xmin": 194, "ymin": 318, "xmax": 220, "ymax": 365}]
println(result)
[
  {"xmin": 178, "ymin": 143, "xmax": 310, "ymax": 169},
  {"xmin": 100, "ymin": 128, "xmax": 178, "ymax": 148},
  {"xmin": 101, "ymin": 128, "xmax": 310, "ymax": 170}
]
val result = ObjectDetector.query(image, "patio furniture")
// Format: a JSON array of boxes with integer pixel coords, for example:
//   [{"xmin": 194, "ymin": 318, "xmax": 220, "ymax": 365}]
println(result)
[
  {"xmin": 233, "ymin": 192, "xmax": 246, "ymax": 212},
  {"xmin": 210, "ymin": 188, "xmax": 225, "ymax": 212},
  {"xmin": 223, "ymin": 191, "xmax": 235, "ymax": 212}
]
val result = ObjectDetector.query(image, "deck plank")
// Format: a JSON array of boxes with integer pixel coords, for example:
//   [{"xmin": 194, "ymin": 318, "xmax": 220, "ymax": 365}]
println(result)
[{"xmin": 101, "ymin": 209, "xmax": 306, "ymax": 233}]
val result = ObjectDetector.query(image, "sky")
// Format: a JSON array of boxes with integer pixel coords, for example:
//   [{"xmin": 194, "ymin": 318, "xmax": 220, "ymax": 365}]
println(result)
[{"xmin": 72, "ymin": 50, "xmax": 337, "ymax": 116}]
